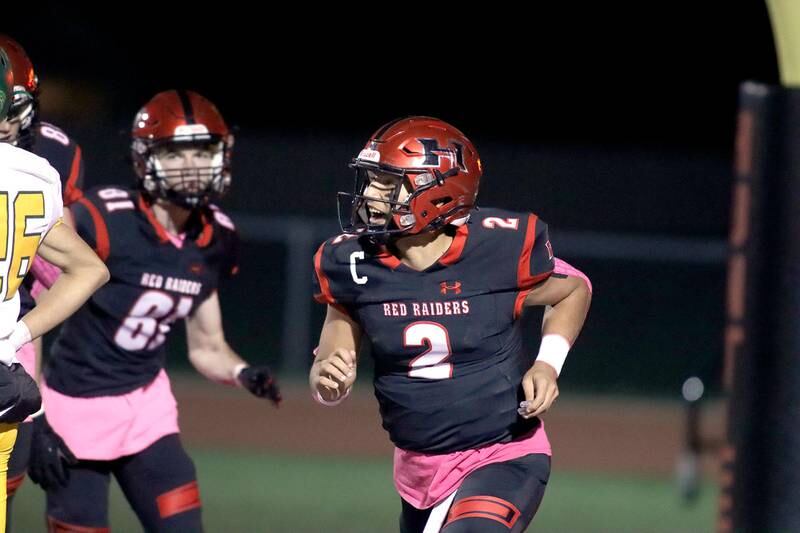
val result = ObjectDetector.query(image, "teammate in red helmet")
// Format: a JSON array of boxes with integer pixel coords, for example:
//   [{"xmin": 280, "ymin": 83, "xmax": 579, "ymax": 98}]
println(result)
[{"xmin": 28, "ymin": 90, "xmax": 280, "ymax": 532}]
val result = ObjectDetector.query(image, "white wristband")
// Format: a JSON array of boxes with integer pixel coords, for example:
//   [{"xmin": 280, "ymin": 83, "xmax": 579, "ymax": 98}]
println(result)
[
  {"xmin": 9, "ymin": 321, "xmax": 31, "ymax": 352},
  {"xmin": 535, "ymin": 334, "xmax": 571, "ymax": 376},
  {"xmin": 312, "ymin": 387, "xmax": 351, "ymax": 407}
]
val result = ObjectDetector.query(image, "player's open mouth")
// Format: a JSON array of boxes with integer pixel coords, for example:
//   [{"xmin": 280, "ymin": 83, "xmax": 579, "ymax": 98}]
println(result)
[{"xmin": 367, "ymin": 206, "xmax": 388, "ymax": 224}]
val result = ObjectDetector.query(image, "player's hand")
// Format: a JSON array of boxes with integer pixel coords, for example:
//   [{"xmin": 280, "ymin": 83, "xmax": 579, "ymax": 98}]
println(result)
[
  {"xmin": 311, "ymin": 348, "xmax": 356, "ymax": 403},
  {"xmin": 237, "ymin": 365, "xmax": 282, "ymax": 407},
  {"xmin": 519, "ymin": 361, "xmax": 559, "ymax": 419},
  {"xmin": 29, "ymin": 414, "xmax": 77, "ymax": 490}
]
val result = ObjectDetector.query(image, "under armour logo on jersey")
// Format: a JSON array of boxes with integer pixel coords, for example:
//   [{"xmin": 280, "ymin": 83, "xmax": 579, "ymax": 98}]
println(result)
[
  {"xmin": 545, "ymin": 240, "xmax": 554, "ymax": 260},
  {"xmin": 440, "ymin": 281, "xmax": 462, "ymax": 295},
  {"xmin": 418, "ymin": 139, "xmax": 467, "ymax": 171}
]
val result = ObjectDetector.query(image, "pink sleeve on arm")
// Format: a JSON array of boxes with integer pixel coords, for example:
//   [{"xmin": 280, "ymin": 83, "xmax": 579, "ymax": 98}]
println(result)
[
  {"xmin": 553, "ymin": 258, "xmax": 592, "ymax": 294},
  {"xmin": 30, "ymin": 256, "xmax": 62, "ymax": 291}
]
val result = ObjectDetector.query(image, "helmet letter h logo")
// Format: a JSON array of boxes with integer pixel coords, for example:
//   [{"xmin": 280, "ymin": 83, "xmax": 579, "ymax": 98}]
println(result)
[{"xmin": 418, "ymin": 139, "xmax": 466, "ymax": 171}]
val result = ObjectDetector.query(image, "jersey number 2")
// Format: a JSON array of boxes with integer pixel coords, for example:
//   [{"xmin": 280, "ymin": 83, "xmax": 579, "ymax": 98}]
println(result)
[{"xmin": 405, "ymin": 321, "xmax": 453, "ymax": 379}]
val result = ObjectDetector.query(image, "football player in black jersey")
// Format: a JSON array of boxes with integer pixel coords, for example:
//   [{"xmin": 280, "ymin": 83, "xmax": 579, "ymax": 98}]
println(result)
[
  {"xmin": 310, "ymin": 117, "xmax": 592, "ymax": 532},
  {"xmin": 26, "ymin": 90, "xmax": 281, "ymax": 533},
  {"xmin": 0, "ymin": 35, "xmax": 84, "ymax": 211}
]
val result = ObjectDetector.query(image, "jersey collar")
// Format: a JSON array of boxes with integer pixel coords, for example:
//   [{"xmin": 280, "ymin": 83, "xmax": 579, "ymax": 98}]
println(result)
[
  {"xmin": 376, "ymin": 224, "xmax": 469, "ymax": 271},
  {"xmin": 137, "ymin": 194, "xmax": 214, "ymax": 248}
]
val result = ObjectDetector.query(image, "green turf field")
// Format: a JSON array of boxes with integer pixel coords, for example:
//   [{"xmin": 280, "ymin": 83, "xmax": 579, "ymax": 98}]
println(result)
[{"xmin": 10, "ymin": 450, "xmax": 717, "ymax": 532}]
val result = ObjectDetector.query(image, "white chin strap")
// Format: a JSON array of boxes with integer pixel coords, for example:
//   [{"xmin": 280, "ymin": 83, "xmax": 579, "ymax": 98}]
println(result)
[
  {"xmin": 147, "ymin": 156, "xmax": 175, "ymax": 196},
  {"xmin": 210, "ymin": 151, "xmax": 225, "ymax": 191},
  {"xmin": 151, "ymin": 156, "xmax": 166, "ymax": 179},
  {"xmin": 449, "ymin": 214, "xmax": 471, "ymax": 226},
  {"xmin": 15, "ymin": 103, "xmax": 34, "ymax": 131},
  {"xmin": 11, "ymin": 88, "xmax": 35, "ymax": 131},
  {"xmin": 211, "ymin": 150, "xmax": 223, "ymax": 170}
]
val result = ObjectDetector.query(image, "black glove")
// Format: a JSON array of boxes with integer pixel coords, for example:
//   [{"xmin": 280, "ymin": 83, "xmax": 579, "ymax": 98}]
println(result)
[
  {"xmin": 237, "ymin": 365, "xmax": 282, "ymax": 407},
  {"xmin": 29, "ymin": 414, "xmax": 77, "ymax": 490},
  {"xmin": 0, "ymin": 363, "xmax": 41, "ymax": 424}
]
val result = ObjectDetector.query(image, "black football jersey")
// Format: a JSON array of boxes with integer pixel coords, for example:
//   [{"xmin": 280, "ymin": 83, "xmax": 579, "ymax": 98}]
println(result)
[
  {"xmin": 20, "ymin": 121, "xmax": 84, "ymax": 205},
  {"xmin": 18, "ymin": 121, "xmax": 85, "ymax": 316},
  {"xmin": 313, "ymin": 208, "xmax": 554, "ymax": 454},
  {"xmin": 45, "ymin": 186, "xmax": 239, "ymax": 397}
]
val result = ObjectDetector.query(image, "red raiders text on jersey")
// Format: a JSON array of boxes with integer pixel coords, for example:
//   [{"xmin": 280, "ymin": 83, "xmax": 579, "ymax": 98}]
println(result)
[
  {"xmin": 45, "ymin": 186, "xmax": 239, "ymax": 397},
  {"xmin": 313, "ymin": 208, "xmax": 554, "ymax": 453}
]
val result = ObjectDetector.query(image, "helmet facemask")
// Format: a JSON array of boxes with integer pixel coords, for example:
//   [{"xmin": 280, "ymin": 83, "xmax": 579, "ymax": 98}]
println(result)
[
  {"xmin": 0, "ymin": 88, "xmax": 34, "ymax": 146},
  {"xmin": 338, "ymin": 162, "xmax": 442, "ymax": 240},
  {"xmin": 8, "ymin": 87, "xmax": 35, "ymax": 127},
  {"xmin": 135, "ymin": 133, "xmax": 231, "ymax": 209}
]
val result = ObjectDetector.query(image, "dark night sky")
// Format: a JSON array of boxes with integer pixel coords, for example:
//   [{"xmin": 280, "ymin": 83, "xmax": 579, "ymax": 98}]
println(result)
[
  {"xmin": 10, "ymin": 2, "xmax": 779, "ymax": 150},
  {"xmin": 3, "ymin": 2, "xmax": 783, "ymax": 239}
]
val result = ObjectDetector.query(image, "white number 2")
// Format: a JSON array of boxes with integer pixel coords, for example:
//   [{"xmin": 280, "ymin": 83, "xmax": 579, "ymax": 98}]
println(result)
[
  {"xmin": 405, "ymin": 321, "xmax": 453, "ymax": 379},
  {"xmin": 482, "ymin": 217, "xmax": 519, "ymax": 230}
]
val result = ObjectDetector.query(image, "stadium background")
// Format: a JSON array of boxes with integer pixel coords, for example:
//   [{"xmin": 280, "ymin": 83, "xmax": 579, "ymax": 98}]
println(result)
[{"xmin": 5, "ymin": 2, "xmax": 780, "ymax": 530}]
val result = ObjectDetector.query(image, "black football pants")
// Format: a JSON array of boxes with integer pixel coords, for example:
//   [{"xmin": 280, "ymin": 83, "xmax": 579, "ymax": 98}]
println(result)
[{"xmin": 400, "ymin": 453, "xmax": 550, "ymax": 533}]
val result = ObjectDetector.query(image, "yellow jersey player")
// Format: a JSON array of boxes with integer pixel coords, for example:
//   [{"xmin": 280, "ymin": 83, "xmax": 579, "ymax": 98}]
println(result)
[{"xmin": 0, "ymin": 48, "xmax": 108, "ymax": 531}]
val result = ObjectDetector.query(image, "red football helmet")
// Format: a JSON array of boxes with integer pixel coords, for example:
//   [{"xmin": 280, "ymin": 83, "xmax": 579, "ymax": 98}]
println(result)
[
  {"xmin": 131, "ymin": 90, "xmax": 233, "ymax": 208},
  {"xmin": 339, "ymin": 116, "xmax": 482, "ymax": 238},
  {"xmin": 0, "ymin": 35, "xmax": 39, "ymax": 138}
]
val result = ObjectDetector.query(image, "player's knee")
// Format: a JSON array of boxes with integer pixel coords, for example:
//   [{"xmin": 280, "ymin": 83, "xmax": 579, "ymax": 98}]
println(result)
[
  {"xmin": 47, "ymin": 489, "xmax": 108, "ymax": 530},
  {"xmin": 442, "ymin": 495, "xmax": 522, "ymax": 532},
  {"xmin": 156, "ymin": 480, "xmax": 202, "ymax": 520},
  {"xmin": 46, "ymin": 515, "xmax": 109, "ymax": 533}
]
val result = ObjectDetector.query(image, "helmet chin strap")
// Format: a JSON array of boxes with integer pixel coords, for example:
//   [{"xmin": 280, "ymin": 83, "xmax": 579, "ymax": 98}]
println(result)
[
  {"xmin": 12, "ymin": 99, "xmax": 34, "ymax": 131},
  {"xmin": 449, "ymin": 214, "xmax": 470, "ymax": 226},
  {"xmin": 150, "ymin": 156, "xmax": 166, "ymax": 179},
  {"xmin": 210, "ymin": 150, "xmax": 223, "ymax": 172},
  {"xmin": 146, "ymin": 156, "xmax": 168, "ymax": 197}
]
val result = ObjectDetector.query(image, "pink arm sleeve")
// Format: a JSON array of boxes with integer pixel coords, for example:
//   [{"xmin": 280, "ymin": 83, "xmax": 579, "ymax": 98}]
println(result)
[
  {"xmin": 30, "ymin": 256, "xmax": 62, "ymax": 292},
  {"xmin": 553, "ymin": 257, "xmax": 592, "ymax": 294}
]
